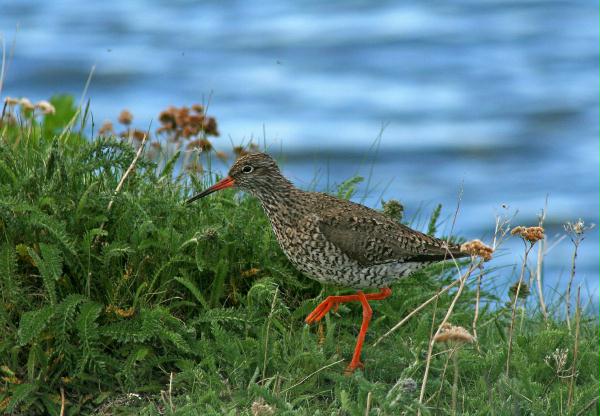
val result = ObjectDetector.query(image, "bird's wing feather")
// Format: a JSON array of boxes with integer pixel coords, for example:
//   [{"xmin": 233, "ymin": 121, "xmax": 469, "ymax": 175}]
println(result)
[{"xmin": 308, "ymin": 203, "xmax": 465, "ymax": 266}]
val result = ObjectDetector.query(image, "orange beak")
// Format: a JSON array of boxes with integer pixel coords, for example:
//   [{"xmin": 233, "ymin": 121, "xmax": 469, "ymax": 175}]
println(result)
[{"xmin": 186, "ymin": 176, "xmax": 235, "ymax": 204}]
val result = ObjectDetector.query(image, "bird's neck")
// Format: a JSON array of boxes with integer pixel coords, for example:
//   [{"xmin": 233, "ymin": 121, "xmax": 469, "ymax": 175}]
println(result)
[{"xmin": 252, "ymin": 180, "xmax": 305, "ymax": 224}]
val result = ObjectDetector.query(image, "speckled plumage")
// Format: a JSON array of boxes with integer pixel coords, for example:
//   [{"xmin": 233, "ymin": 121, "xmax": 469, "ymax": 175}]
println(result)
[{"xmin": 205, "ymin": 153, "xmax": 467, "ymax": 289}]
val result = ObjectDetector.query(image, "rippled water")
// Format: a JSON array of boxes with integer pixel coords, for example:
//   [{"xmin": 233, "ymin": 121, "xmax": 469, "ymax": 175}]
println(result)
[{"xmin": 1, "ymin": 0, "xmax": 598, "ymax": 305}]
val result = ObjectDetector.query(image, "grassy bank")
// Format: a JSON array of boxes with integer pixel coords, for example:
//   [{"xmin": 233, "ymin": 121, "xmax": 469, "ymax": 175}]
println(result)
[{"xmin": 0, "ymin": 97, "xmax": 598, "ymax": 415}]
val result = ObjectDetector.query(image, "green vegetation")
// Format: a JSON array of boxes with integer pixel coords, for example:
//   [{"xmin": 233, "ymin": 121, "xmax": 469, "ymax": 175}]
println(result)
[{"xmin": 0, "ymin": 96, "xmax": 598, "ymax": 415}]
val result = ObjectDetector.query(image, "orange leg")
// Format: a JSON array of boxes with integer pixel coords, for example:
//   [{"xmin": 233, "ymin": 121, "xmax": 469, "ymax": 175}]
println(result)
[
  {"xmin": 305, "ymin": 287, "xmax": 391, "ymax": 324},
  {"xmin": 304, "ymin": 288, "xmax": 392, "ymax": 373}
]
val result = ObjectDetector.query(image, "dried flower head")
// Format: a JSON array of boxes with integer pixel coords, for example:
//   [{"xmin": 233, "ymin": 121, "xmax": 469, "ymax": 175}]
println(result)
[
  {"xmin": 191, "ymin": 103, "xmax": 204, "ymax": 113},
  {"xmin": 106, "ymin": 305, "xmax": 135, "ymax": 318},
  {"xmin": 19, "ymin": 98, "xmax": 35, "ymax": 111},
  {"xmin": 382, "ymin": 199, "xmax": 404, "ymax": 222},
  {"xmin": 118, "ymin": 109, "xmax": 133, "ymax": 125},
  {"xmin": 460, "ymin": 239, "xmax": 494, "ymax": 261},
  {"xmin": 215, "ymin": 151, "xmax": 229, "ymax": 162},
  {"xmin": 202, "ymin": 116, "xmax": 219, "ymax": 136},
  {"xmin": 34, "ymin": 100, "xmax": 56, "ymax": 115},
  {"xmin": 159, "ymin": 107, "xmax": 177, "ymax": 126},
  {"xmin": 511, "ymin": 226, "xmax": 544, "ymax": 243},
  {"xmin": 98, "ymin": 121, "xmax": 114, "ymax": 136},
  {"xmin": 434, "ymin": 323, "xmax": 475, "ymax": 345},
  {"xmin": 251, "ymin": 398, "xmax": 275, "ymax": 416},
  {"xmin": 564, "ymin": 219, "xmax": 594, "ymax": 237},
  {"xmin": 234, "ymin": 142, "xmax": 259, "ymax": 158},
  {"xmin": 131, "ymin": 129, "xmax": 147, "ymax": 142},
  {"xmin": 544, "ymin": 348, "xmax": 569, "ymax": 375},
  {"xmin": 241, "ymin": 268, "xmax": 260, "ymax": 278},
  {"xmin": 4, "ymin": 96, "xmax": 20, "ymax": 106}
]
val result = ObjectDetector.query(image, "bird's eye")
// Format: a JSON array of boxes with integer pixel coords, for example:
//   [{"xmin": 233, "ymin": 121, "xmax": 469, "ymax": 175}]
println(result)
[{"xmin": 241, "ymin": 165, "xmax": 254, "ymax": 174}]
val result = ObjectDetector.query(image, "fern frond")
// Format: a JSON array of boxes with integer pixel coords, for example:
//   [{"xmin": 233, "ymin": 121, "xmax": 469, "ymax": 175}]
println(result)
[
  {"xmin": 174, "ymin": 276, "xmax": 209, "ymax": 309},
  {"xmin": 28, "ymin": 212, "xmax": 77, "ymax": 258},
  {"xmin": 18, "ymin": 305, "xmax": 56, "ymax": 346},
  {"xmin": 76, "ymin": 301, "xmax": 102, "ymax": 352},
  {"xmin": 53, "ymin": 294, "xmax": 87, "ymax": 349},
  {"xmin": 27, "ymin": 243, "xmax": 63, "ymax": 305},
  {"xmin": 5, "ymin": 383, "xmax": 38, "ymax": 413}
]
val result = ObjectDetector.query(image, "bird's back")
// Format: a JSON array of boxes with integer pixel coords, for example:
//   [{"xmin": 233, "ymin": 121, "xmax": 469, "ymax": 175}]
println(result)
[{"xmin": 263, "ymin": 189, "xmax": 466, "ymax": 289}]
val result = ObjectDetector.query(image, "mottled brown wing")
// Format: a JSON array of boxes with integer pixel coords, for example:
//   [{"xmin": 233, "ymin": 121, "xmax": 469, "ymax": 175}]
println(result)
[{"xmin": 314, "ymin": 207, "xmax": 465, "ymax": 266}]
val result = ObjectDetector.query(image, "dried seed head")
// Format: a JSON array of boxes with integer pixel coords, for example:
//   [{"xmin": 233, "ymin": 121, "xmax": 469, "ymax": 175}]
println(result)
[
  {"xmin": 98, "ymin": 121, "xmax": 114, "ymax": 136},
  {"xmin": 34, "ymin": 100, "xmax": 56, "ymax": 115},
  {"xmin": 215, "ymin": 151, "xmax": 229, "ymax": 161},
  {"xmin": 251, "ymin": 398, "xmax": 275, "ymax": 416},
  {"xmin": 19, "ymin": 98, "xmax": 35, "ymax": 111},
  {"xmin": 191, "ymin": 103, "xmax": 204, "ymax": 113},
  {"xmin": 159, "ymin": 107, "xmax": 177, "ymax": 126},
  {"xmin": 3, "ymin": 96, "xmax": 19, "ymax": 106},
  {"xmin": 564, "ymin": 218, "xmax": 594, "ymax": 236},
  {"xmin": 105, "ymin": 305, "xmax": 135, "ymax": 318},
  {"xmin": 511, "ymin": 226, "xmax": 544, "ymax": 243},
  {"xmin": 241, "ymin": 268, "xmax": 260, "ymax": 278},
  {"xmin": 434, "ymin": 323, "xmax": 475, "ymax": 345},
  {"xmin": 202, "ymin": 116, "xmax": 219, "ymax": 136},
  {"xmin": 118, "ymin": 109, "xmax": 133, "ymax": 125},
  {"xmin": 460, "ymin": 239, "xmax": 494, "ymax": 261},
  {"xmin": 131, "ymin": 129, "xmax": 147, "ymax": 141}
]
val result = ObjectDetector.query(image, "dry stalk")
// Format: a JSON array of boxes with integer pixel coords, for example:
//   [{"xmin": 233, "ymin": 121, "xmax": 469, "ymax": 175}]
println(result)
[
  {"xmin": 60, "ymin": 386, "xmax": 65, "ymax": 416},
  {"xmin": 373, "ymin": 275, "xmax": 462, "ymax": 347},
  {"xmin": 365, "ymin": 391, "xmax": 372, "ymax": 416},
  {"xmin": 506, "ymin": 241, "xmax": 534, "ymax": 378},
  {"xmin": 417, "ymin": 262, "xmax": 478, "ymax": 415},
  {"xmin": 564, "ymin": 219, "xmax": 593, "ymax": 332},
  {"xmin": 107, "ymin": 132, "xmax": 149, "ymax": 212},
  {"xmin": 568, "ymin": 286, "xmax": 581, "ymax": 408},
  {"xmin": 565, "ymin": 239, "xmax": 578, "ymax": 332},
  {"xmin": 93, "ymin": 132, "xmax": 149, "ymax": 249},
  {"xmin": 451, "ymin": 348, "xmax": 459, "ymax": 416},
  {"xmin": 535, "ymin": 204, "xmax": 549, "ymax": 321},
  {"xmin": 280, "ymin": 359, "xmax": 344, "ymax": 394},
  {"xmin": 472, "ymin": 264, "xmax": 484, "ymax": 345}
]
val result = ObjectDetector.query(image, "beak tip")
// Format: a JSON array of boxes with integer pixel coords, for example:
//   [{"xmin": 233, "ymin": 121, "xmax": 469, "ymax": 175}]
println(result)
[{"xmin": 185, "ymin": 176, "xmax": 235, "ymax": 205}]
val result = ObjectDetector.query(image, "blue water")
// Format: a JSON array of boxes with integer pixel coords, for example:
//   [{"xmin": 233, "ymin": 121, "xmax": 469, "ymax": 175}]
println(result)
[{"xmin": 1, "ymin": 1, "xmax": 598, "ymax": 306}]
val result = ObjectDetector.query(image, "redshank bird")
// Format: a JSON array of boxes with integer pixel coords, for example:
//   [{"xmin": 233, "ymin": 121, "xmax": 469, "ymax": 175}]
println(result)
[{"xmin": 187, "ymin": 152, "xmax": 467, "ymax": 373}]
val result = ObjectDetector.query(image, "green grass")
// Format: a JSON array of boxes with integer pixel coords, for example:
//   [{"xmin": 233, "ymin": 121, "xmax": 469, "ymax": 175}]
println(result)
[{"xmin": 0, "ymin": 96, "xmax": 598, "ymax": 415}]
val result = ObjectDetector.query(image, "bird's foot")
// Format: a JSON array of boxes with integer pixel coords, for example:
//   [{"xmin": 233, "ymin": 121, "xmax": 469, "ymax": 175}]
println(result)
[
  {"xmin": 305, "ymin": 297, "xmax": 341, "ymax": 324},
  {"xmin": 344, "ymin": 359, "xmax": 364, "ymax": 375}
]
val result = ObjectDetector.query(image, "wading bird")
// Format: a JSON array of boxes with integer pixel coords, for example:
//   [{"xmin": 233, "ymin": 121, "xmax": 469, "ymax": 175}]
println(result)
[{"xmin": 187, "ymin": 153, "xmax": 467, "ymax": 373}]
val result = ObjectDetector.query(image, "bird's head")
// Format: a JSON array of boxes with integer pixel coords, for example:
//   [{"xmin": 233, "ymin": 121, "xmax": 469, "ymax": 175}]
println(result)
[{"xmin": 186, "ymin": 152, "xmax": 290, "ymax": 203}]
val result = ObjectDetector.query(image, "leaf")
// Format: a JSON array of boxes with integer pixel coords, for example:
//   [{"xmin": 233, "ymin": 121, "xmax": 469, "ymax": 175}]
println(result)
[
  {"xmin": 427, "ymin": 203, "xmax": 442, "ymax": 236},
  {"xmin": 76, "ymin": 301, "xmax": 103, "ymax": 350},
  {"xmin": 75, "ymin": 181, "xmax": 99, "ymax": 220},
  {"xmin": 160, "ymin": 329, "xmax": 191, "ymax": 353},
  {"xmin": 174, "ymin": 276, "xmax": 209, "ymax": 309},
  {"xmin": 161, "ymin": 150, "xmax": 181, "ymax": 179},
  {"xmin": 0, "ymin": 243, "xmax": 19, "ymax": 295},
  {"xmin": 5, "ymin": 383, "xmax": 38, "ymax": 413},
  {"xmin": 54, "ymin": 294, "xmax": 87, "ymax": 345},
  {"xmin": 18, "ymin": 305, "xmax": 55, "ymax": 346},
  {"xmin": 336, "ymin": 176, "xmax": 364, "ymax": 200},
  {"xmin": 28, "ymin": 243, "xmax": 63, "ymax": 305},
  {"xmin": 29, "ymin": 212, "xmax": 77, "ymax": 258}
]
